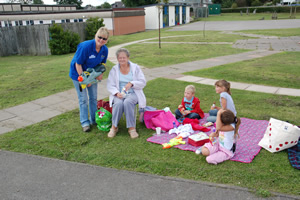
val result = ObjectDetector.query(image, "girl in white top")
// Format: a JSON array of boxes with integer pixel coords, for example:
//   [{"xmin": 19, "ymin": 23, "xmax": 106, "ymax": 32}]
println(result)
[{"xmin": 201, "ymin": 109, "xmax": 241, "ymax": 165}]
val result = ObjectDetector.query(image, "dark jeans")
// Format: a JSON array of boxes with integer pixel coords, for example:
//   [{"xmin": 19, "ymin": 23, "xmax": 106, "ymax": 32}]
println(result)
[{"xmin": 175, "ymin": 109, "xmax": 201, "ymax": 119}]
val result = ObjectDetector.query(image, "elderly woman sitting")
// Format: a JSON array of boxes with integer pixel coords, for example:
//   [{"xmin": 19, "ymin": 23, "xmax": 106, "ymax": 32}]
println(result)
[{"xmin": 106, "ymin": 48, "xmax": 146, "ymax": 139}]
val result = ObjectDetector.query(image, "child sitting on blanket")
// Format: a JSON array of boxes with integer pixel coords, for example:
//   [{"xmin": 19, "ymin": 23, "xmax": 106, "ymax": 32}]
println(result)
[
  {"xmin": 175, "ymin": 85, "xmax": 204, "ymax": 121},
  {"xmin": 207, "ymin": 79, "xmax": 237, "ymax": 123},
  {"xmin": 197, "ymin": 109, "xmax": 241, "ymax": 165}
]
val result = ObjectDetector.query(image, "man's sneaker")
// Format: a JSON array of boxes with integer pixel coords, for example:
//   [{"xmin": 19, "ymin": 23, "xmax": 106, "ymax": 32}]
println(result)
[{"xmin": 83, "ymin": 126, "xmax": 91, "ymax": 132}]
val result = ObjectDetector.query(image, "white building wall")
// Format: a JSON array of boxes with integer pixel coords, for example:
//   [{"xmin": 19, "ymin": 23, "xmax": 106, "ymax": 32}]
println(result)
[
  {"xmin": 169, "ymin": 6, "xmax": 175, "ymax": 27},
  {"xmin": 43, "ymin": 20, "xmax": 52, "ymax": 24},
  {"xmin": 145, "ymin": 6, "xmax": 159, "ymax": 29},
  {"xmin": 186, "ymin": 6, "xmax": 190, "ymax": 23},
  {"xmin": 141, "ymin": 4, "xmax": 190, "ymax": 30},
  {"xmin": 103, "ymin": 18, "xmax": 113, "ymax": 30},
  {"xmin": 180, "ymin": 6, "xmax": 182, "ymax": 24},
  {"xmin": 160, "ymin": 6, "xmax": 163, "ymax": 29}
]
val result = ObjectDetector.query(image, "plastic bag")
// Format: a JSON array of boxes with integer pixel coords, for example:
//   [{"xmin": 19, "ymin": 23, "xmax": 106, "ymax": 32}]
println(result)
[
  {"xmin": 97, "ymin": 99, "xmax": 112, "ymax": 113},
  {"xmin": 95, "ymin": 107, "xmax": 112, "ymax": 131}
]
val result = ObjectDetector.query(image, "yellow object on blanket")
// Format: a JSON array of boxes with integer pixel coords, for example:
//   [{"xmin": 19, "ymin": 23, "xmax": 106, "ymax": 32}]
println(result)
[{"xmin": 162, "ymin": 136, "xmax": 186, "ymax": 149}]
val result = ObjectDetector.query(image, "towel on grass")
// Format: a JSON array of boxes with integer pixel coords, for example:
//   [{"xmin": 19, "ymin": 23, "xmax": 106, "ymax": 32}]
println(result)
[
  {"xmin": 288, "ymin": 139, "xmax": 300, "ymax": 170},
  {"xmin": 147, "ymin": 113, "xmax": 269, "ymax": 163}
]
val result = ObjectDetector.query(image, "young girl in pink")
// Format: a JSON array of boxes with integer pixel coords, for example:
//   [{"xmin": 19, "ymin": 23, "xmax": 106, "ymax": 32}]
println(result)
[
  {"xmin": 199, "ymin": 109, "xmax": 241, "ymax": 165},
  {"xmin": 207, "ymin": 80, "xmax": 236, "ymax": 123}
]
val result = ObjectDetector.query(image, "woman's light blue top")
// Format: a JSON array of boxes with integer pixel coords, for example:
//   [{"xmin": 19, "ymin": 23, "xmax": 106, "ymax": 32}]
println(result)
[{"xmin": 119, "ymin": 66, "xmax": 134, "ymax": 94}]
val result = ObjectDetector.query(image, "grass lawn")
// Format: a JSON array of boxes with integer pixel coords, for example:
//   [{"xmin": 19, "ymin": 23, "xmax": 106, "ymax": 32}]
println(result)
[
  {"xmin": 0, "ymin": 55, "xmax": 114, "ymax": 109},
  {"xmin": 0, "ymin": 79, "xmax": 299, "ymax": 196},
  {"xmin": 127, "ymin": 43, "xmax": 249, "ymax": 68},
  {"xmin": 236, "ymin": 28, "xmax": 300, "ymax": 37},
  {"xmin": 0, "ymin": 30, "xmax": 252, "ymax": 109},
  {"xmin": 107, "ymin": 29, "xmax": 212, "ymax": 47},
  {"xmin": 195, "ymin": 12, "xmax": 298, "ymax": 21},
  {"xmin": 184, "ymin": 51, "xmax": 300, "ymax": 89},
  {"xmin": 147, "ymin": 31, "xmax": 256, "ymax": 42}
]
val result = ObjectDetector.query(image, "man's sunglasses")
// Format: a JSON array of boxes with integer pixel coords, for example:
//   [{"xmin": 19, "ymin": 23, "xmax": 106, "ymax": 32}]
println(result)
[{"xmin": 98, "ymin": 36, "xmax": 108, "ymax": 41}]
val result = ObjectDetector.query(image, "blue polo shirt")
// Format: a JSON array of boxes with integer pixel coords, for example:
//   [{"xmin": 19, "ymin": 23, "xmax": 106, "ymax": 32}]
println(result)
[{"xmin": 69, "ymin": 39, "xmax": 108, "ymax": 80}]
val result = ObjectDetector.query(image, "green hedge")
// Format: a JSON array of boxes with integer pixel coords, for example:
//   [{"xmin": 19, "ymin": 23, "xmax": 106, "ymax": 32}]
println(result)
[
  {"xmin": 48, "ymin": 24, "xmax": 80, "ymax": 55},
  {"xmin": 222, "ymin": 6, "xmax": 300, "ymax": 13}
]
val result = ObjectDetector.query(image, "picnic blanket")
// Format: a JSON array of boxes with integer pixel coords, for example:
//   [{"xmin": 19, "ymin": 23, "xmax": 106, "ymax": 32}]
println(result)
[
  {"xmin": 288, "ymin": 139, "xmax": 300, "ymax": 170},
  {"xmin": 147, "ymin": 113, "xmax": 269, "ymax": 163}
]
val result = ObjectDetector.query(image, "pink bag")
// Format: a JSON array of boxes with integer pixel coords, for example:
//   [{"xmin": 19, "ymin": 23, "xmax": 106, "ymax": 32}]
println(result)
[{"xmin": 144, "ymin": 110, "xmax": 180, "ymax": 131}]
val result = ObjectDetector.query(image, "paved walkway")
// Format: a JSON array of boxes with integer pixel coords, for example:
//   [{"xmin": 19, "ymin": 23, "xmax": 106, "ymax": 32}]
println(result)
[
  {"xmin": 1, "ymin": 150, "xmax": 299, "ymax": 200},
  {"xmin": 1, "ymin": 20, "xmax": 300, "ymax": 199}
]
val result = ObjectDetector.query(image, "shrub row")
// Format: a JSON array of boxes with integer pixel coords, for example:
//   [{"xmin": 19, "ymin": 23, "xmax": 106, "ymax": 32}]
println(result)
[
  {"xmin": 48, "ymin": 24, "xmax": 80, "ymax": 55},
  {"xmin": 48, "ymin": 17, "xmax": 105, "ymax": 55}
]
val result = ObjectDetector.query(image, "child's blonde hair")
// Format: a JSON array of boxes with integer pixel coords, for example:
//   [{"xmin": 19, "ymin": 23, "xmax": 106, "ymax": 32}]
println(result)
[
  {"xmin": 185, "ymin": 85, "xmax": 195, "ymax": 94},
  {"xmin": 215, "ymin": 80, "xmax": 231, "ymax": 95},
  {"xmin": 220, "ymin": 110, "xmax": 241, "ymax": 139}
]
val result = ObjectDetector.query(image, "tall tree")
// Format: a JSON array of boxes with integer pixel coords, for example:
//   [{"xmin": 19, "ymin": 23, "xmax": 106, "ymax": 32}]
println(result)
[
  {"xmin": 54, "ymin": 0, "xmax": 82, "ymax": 9},
  {"xmin": 101, "ymin": 2, "xmax": 112, "ymax": 8},
  {"xmin": 121, "ymin": 0, "xmax": 156, "ymax": 7},
  {"xmin": 33, "ymin": 0, "xmax": 44, "ymax": 4}
]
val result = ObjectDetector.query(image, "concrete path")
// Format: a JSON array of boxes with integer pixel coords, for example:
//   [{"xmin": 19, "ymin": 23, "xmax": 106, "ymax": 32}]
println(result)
[
  {"xmin": 1, "ymin": 150, "xmax": 299, "ymax": 200},
  {"xmin": 1, "ymin": 20, "xmax": 300, "ymax": 200},
  {"xmin": 173, "ymin": 75, "xmax": 300, "ymax": 96}
]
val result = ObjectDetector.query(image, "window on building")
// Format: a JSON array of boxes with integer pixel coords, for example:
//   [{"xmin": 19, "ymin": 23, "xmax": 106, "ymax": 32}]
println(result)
[
  {"xmin": 61, "ymin": 19, "xmax": 65, "ymax": 23},
  {"xmin": 8, "ymin": 21, "xmax": 12, "ymax": 27},
  {"xmin": 78, "ymin": 18, "xmax": 83, "ymax": 22},
  {"xmin": 51, "ymin": 20, "xmax": 55, "ymax": 24},
  {"xmin": 26, "ymin": 21, "xmax": 30, "ymax": 25},
  {"xmin": 19, "ymin": 20, "xmax": 23, "ymax": 26},
  {"xmin": 5, "ymin": 21, "xmax": 8, "ymax": 27},
  {"xmin": 40, "ymin": 21, "xmax": 43, "ymax": 24},
  {"xmin": 66, "ymin": 19, "xmax": 70, "ymax": 23},
  {"xmin": 30, "ymin": 20, "xmax": 34, "ymax": 25},
  {"xmin": 74, "ymin": 19, "xmax": 78, "ymax": 22}
]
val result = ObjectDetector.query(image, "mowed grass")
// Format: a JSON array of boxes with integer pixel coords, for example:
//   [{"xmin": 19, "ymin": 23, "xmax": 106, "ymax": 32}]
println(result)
[
  {"xmin": 148, "ymin": 31, "xmax": 256, "ymax": 42},
  {"xmin": 196, "ymin": 12, "xmax": 298, "ymax": 21},
  {"xmin": 236, "ymin": 28, "xmax": 300, "ymax": 37},
  {"xmin": 0, "ymin": 79, "xmax": 299, "ymax": 195},
  {"xmin": 127, "ymin": 43, "xmax": 249, "ymax": 68},
  {"xmin": 0, "ymin": 55, "xmax": 114, "ymax": 109},
  {"xmin": 0, "ymin": 30, "xmax": 253, "ymax": 109},
  {"xmin": 184, "ymin": 51, "xmax": 300, "ymax": 89},
  {"xmin": 107, "ymin": 29, "xmax": 216, "ymax": 47}
]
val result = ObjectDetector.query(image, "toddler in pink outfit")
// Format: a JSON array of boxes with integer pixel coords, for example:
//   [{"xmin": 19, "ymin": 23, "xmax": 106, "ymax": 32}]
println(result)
[{"xmin": 200, "ymin": 109, "xmax": 241, "ymax": 165}]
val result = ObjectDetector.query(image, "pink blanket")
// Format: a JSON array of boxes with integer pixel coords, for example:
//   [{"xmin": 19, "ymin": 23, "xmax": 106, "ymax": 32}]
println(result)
[{"xmin": 147, "ymin": 113, "xmax": 269, "ymax": 163}]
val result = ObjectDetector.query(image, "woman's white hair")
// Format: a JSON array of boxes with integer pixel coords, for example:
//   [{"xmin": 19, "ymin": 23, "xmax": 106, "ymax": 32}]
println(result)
[{"xmin": 116, "ymin": 48, "xmax": 130, "ymax": 58}]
